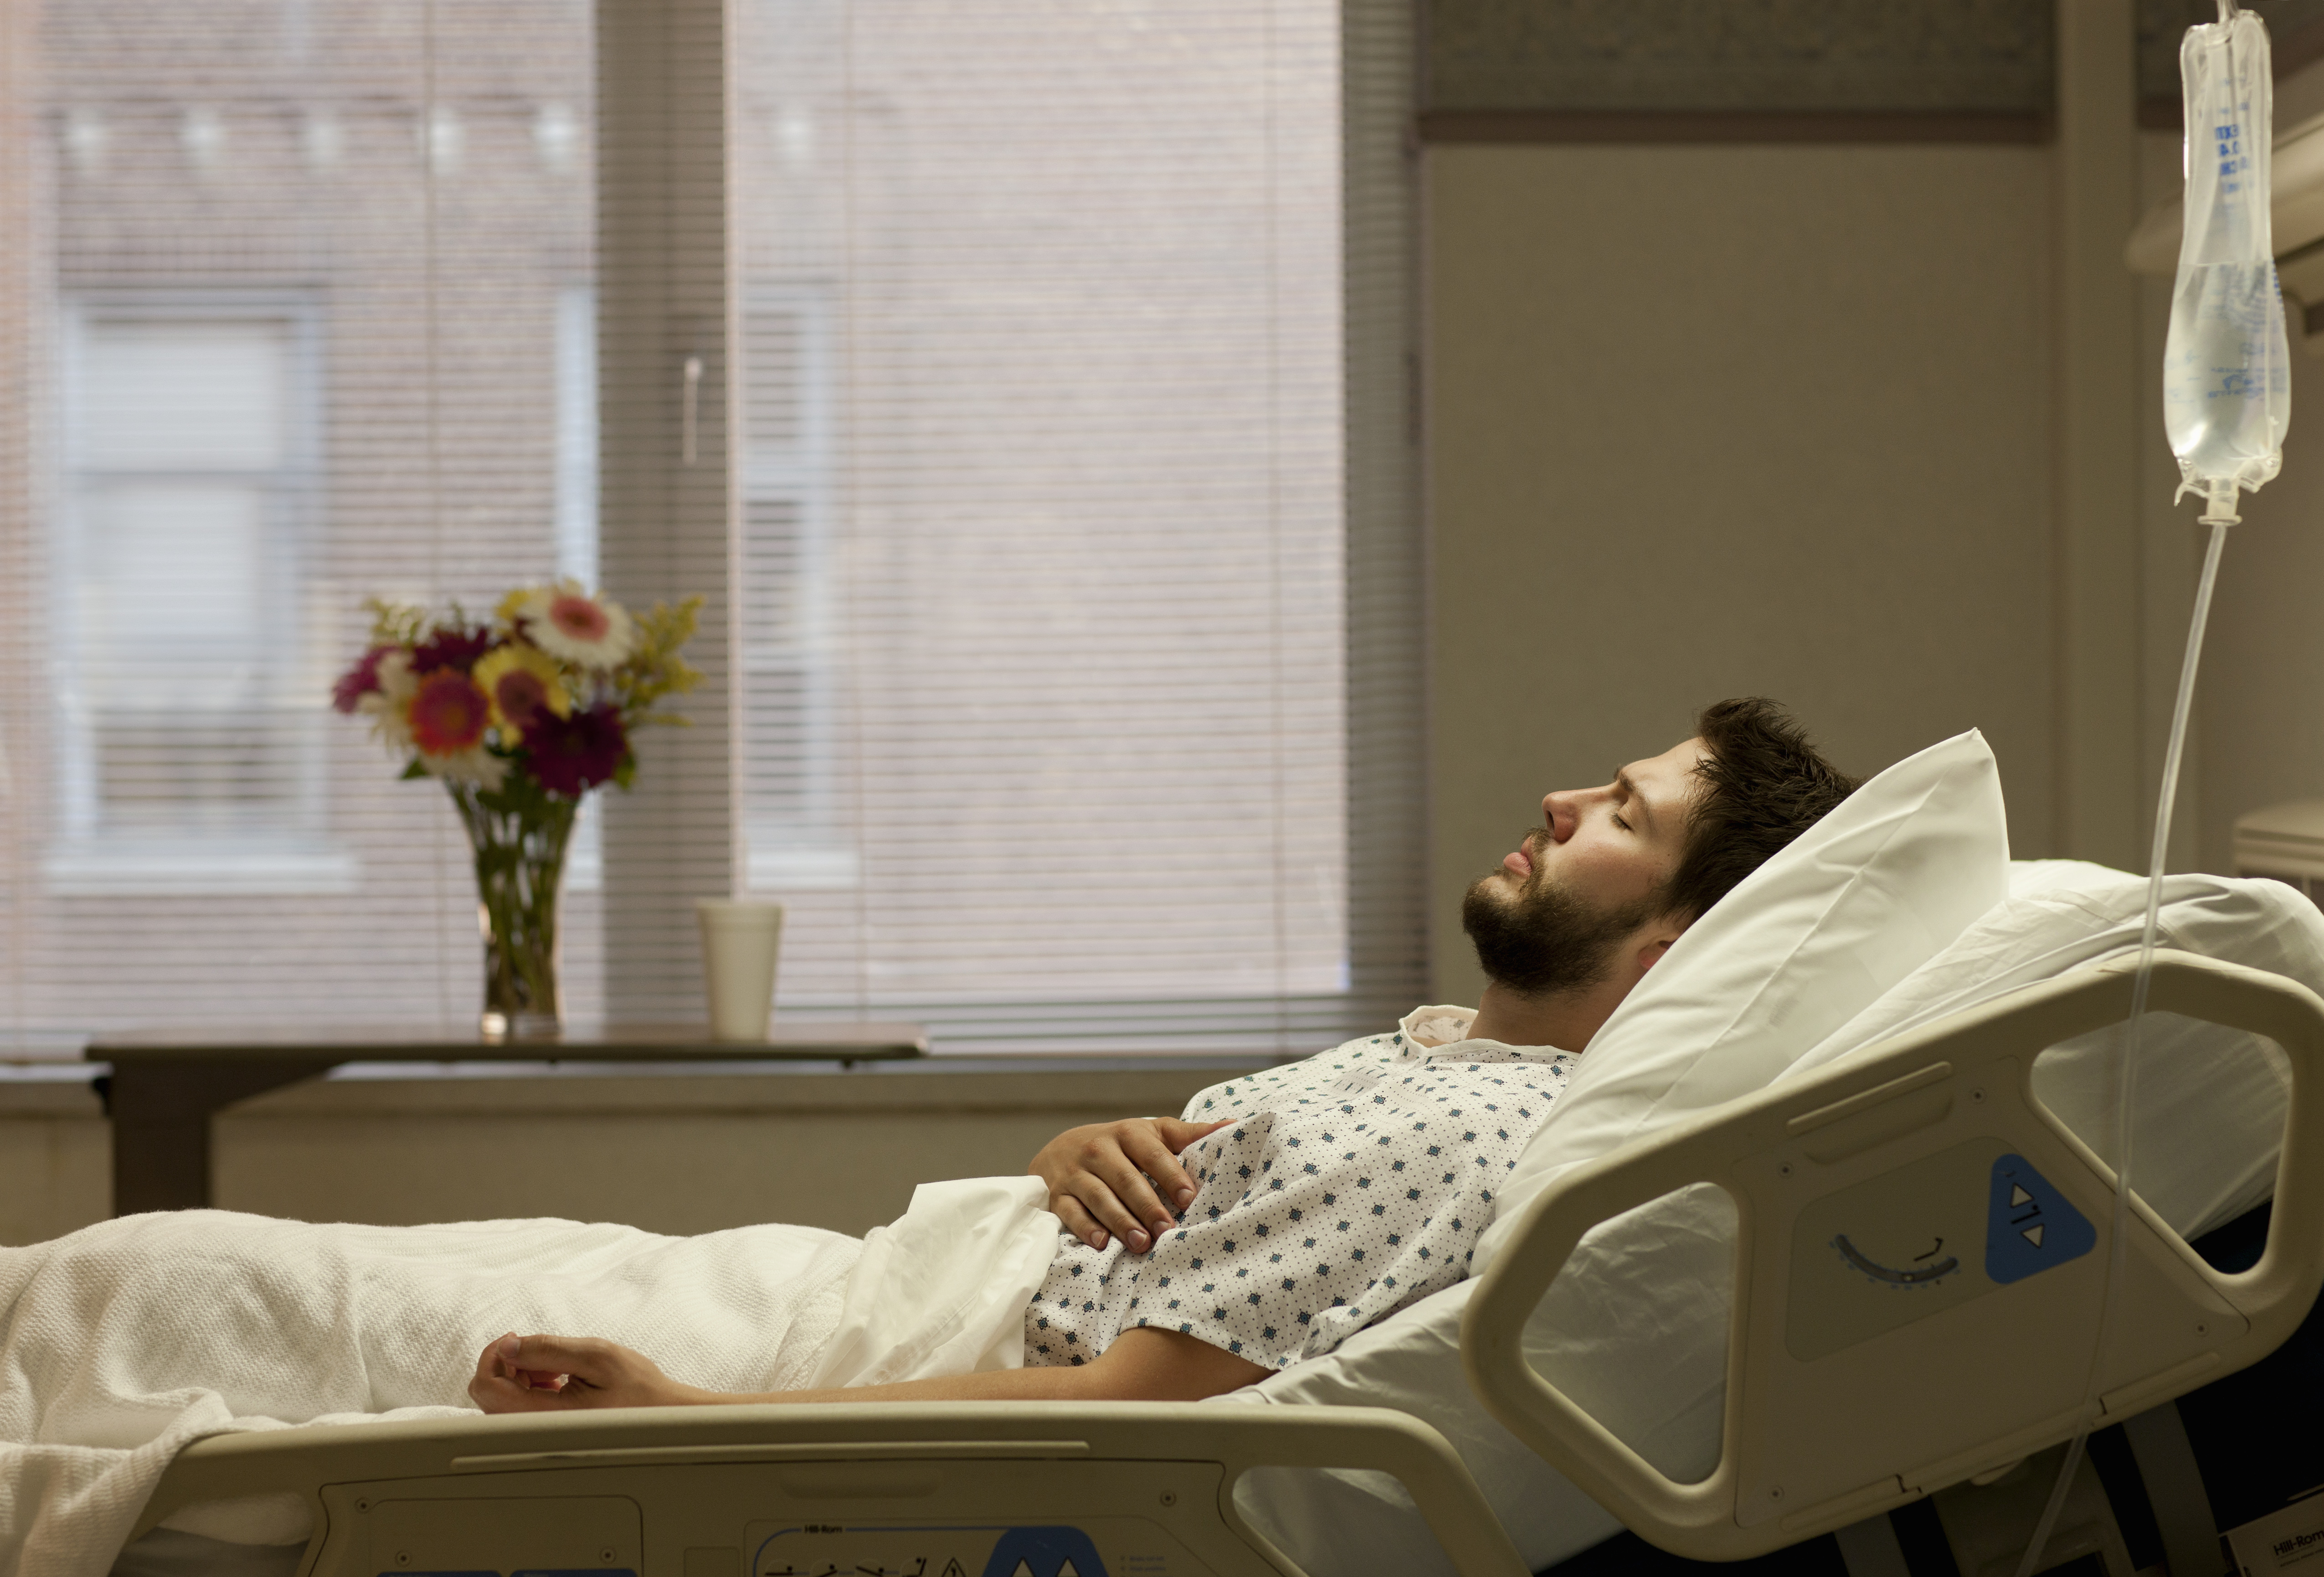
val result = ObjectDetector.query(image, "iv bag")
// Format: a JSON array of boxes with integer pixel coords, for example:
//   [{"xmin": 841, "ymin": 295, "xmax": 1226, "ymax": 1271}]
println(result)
[{"xmin": 2164, "ymin": 8, "xmax": 2291, "ymax": 507}]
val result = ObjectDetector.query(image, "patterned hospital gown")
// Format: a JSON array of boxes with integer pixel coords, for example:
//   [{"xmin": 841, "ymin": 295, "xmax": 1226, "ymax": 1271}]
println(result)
[{"xmin": 1023, "ymin": 1006, "xmax": 1574, "ymax": 1372}]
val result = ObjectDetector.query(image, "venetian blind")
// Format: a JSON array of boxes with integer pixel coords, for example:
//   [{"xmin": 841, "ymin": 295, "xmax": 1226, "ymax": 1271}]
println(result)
[
  {"xmin": 0, "ymin": 0, "xmax": 607, "ymax": 1049},
  {"xmin": 0, "ymin": 0, "xmax": 1422, "ymax": 1058},
  {"xmin": 727, "ymin": 0, "xmax": 1425, "ymax": 1054}
]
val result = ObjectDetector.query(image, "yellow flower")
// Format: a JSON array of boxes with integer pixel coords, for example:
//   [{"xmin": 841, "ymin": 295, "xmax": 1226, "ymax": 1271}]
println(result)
[
  {"xmin": 495, "ymin": 586, "xmax": 540, "ymax": 628},
  {"xmin": 473, "ymin": 642, "xmax": 574, "ymax": 740}
]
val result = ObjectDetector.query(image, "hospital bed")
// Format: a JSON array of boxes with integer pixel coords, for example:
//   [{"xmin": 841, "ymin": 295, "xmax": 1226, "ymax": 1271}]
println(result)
[{"xmin": 121, "ymin": 943, "xmax": 2324, "ymax": 1577}]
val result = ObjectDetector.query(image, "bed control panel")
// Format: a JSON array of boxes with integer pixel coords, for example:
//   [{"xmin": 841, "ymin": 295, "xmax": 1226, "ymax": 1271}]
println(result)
[
  {"xmin": 1983, "ymin": 1154, "xmax": 2097, "ymax": 1284},
  {"xmin": 1785, "ymin": 1136, "xmax": 2096, "ymax": 1362}
]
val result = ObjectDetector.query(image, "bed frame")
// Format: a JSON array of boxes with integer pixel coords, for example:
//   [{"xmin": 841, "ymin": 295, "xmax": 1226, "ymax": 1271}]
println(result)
[
  {"xmin": 132, "ymin": 1398, "xmax": 1529, "ymax": 1577},
  {"xmin": 1466, "ymin": 947, "xmax": 2324, "ymax": 1562},
  {"xmin": 129, "ymin": 948, "xmax": 2324, "ymax": 1576}
]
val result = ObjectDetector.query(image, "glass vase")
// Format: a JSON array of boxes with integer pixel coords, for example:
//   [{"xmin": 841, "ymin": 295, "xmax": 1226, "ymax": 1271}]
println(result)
[{"xmin": 446, "ymin": 775, "xmax": 579, "ymax": 1040}]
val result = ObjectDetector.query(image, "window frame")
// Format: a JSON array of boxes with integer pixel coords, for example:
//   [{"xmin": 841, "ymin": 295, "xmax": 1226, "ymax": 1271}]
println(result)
[
  {"xmin": 45, "ymin": 288, "xmax": 352, "ymax": 896},
  {"xmin": 738, "ymin": 281, "xmax": 854, "ymax": 893},
  {"xmin": 585, "ymin": 0, "xmax": 1424, "ymax": 1043}
]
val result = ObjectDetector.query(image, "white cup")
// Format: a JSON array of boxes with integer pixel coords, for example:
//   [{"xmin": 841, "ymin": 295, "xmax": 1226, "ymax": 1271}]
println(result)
[{"xmin": 696, "ymin": 899, "xmax": 785, "ymax": 1041}]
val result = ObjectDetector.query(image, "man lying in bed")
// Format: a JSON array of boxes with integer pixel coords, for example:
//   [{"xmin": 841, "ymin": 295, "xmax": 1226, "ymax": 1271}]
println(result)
[{"xmin": 469, "ymin": 697, "xmax": 1857, "ymax": 1414}]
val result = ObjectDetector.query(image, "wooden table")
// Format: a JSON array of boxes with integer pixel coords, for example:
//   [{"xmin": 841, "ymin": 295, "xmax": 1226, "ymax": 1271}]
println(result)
[{"xmin": 86, "ymin": 1023, "xmax": 927, "ymax": 1216}]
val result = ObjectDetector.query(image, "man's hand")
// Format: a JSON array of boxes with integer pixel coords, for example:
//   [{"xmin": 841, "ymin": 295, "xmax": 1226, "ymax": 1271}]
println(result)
[
  {"xmin": 1030, "ymin": 1116, "xmax": 1229, "ymax": 1253},
  {"xmin": 469, "ymin": 1332, "xmax": 711, "ymax": 1413}
]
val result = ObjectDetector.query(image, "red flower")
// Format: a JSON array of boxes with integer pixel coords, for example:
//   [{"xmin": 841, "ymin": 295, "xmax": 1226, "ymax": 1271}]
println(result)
[
  {"xmin": 409, "ymin": 670, "xmax": 491, "ymax": 755},
  {"xmin": 332, "ymin": 644, "xmax": 395, "ymax": 714},
  {"xmin": 412, "ymin": 627, "xmax": 495, "ymax": 675},
  {"xmin": 525, "ymin": 703, "xmax": 627, "ymax": 796}
]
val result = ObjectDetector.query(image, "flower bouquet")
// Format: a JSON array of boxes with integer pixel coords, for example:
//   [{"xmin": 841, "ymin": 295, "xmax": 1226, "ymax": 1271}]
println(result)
[{"xmin": 333, "ymin": 582, "xmax": 702, "ymax": 1038}]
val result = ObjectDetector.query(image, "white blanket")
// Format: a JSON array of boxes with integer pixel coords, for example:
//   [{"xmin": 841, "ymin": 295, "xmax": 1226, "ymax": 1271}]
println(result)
[{"xmin": 5, "ymin": 1175, "xmax": 1061, "ymax": 1577}]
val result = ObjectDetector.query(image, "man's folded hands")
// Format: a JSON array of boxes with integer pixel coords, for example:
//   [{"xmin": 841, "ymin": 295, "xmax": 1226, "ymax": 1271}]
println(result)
[{"xmin": 1028, "ymin": 1115, "xmax": 1229, "ymax": 1253}]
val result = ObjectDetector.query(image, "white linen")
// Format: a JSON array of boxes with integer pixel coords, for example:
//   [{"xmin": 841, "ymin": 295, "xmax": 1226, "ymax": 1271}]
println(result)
[
  {"xmin": 808, "ymin": 1175, "xmax": 1059, "ymax": 1389},
  {"xmin": 1788, "ymin": 863, "xmax": 2317, "ymax": 1237},
  {"xmin": 24, "ymin": 1176, "xmax": 1064, "ymax": 1577}
]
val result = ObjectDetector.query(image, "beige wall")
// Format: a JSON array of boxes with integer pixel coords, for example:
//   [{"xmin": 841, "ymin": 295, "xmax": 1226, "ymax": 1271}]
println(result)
[
  {"xmin": 0, "ymin": 1065, "xmax": 1255, "ymax": 1244},
  {"xmin": 0, "ymin": 1085, "xmax": 109, "ymax": 1246},
  {"xmin": 1425, "ymin": 144, "xmax": 2060, "ymax": 1003}
]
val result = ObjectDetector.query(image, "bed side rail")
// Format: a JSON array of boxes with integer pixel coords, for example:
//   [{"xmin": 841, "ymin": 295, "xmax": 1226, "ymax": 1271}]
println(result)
[
  {"xmin": 1461, "ymin": 948, "xmax": 2324, "ymax": 1562},
  {"xmin": 139, "ymin": 1398, "xmax": 1530, "ymax": 1577}
]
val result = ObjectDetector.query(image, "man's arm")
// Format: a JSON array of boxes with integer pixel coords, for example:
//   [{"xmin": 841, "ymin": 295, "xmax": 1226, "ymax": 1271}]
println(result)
[{"xmin": 469, "ymin": 1327, "xmax": 1270, "ymax": 1413}]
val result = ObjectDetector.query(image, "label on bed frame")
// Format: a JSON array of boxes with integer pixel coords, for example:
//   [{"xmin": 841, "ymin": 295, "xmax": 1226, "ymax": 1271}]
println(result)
[{"xmin": 2226, "ymin": 1493, "xmax": 2324, "ymax": 1574}]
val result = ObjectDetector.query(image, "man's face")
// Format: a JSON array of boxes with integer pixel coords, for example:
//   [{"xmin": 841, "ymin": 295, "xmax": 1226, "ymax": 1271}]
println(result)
[{"xmin": 1460, "ymin": 736, "xmax": 1709, "ymax": 995}]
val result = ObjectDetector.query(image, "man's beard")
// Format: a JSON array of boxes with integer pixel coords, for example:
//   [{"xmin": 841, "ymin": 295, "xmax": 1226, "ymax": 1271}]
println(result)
[{"xmin": 1460, "ymin": 865, "xmax": 1657, "ymax": 998}]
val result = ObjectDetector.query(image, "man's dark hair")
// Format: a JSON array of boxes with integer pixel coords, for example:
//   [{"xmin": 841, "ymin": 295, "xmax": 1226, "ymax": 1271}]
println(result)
[{"xmin": 1661, "ymin": 698, "xmax": 1859, "ymax": 923}]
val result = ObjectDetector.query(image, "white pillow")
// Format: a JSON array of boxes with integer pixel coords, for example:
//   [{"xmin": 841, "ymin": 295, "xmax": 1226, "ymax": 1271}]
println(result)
[
  {"xmin": 1227, "ymin": 728, "xmax": 2013, "ymax": 1576},
  {"xmin": 1478, "ymin": 727, "xmax": 2012, "ymax": 1268},
  {"xmin": 1789, "ymin": 860, "xmax": 2318, "ymax": 1239}
]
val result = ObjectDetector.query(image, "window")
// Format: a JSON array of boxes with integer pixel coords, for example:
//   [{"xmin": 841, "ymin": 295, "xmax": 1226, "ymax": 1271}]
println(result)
[
  {"xmin": 0, "ymin": 0, "xmax": 606, "ymax": 1042},
  {"xmin": 0, "ymin": 0, "xmax": 1418, "ymax": 1055},
  {"xmin": 47, "ymin": 298, "xmax": 343, "ymax": 892},
  {"xmin": 726, "ymin": 0, "xmax": 1389, "ymax": 1053}
]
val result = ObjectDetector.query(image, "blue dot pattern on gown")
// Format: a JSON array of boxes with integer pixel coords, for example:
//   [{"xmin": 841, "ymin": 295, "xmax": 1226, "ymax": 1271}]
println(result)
[{"xmin": 1023, "ymin": 1015, "xmax": 1573, "ymax": 1372}]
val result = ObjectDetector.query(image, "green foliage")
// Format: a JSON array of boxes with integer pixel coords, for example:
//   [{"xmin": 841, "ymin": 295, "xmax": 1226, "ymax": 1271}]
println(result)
[
  {"xmin": 612, "ymin": 596, "xmax": 704, "ymax": 728},
  {"xmin": 365, "ymin": 596, "xmax": 431, "ymax": 647}
]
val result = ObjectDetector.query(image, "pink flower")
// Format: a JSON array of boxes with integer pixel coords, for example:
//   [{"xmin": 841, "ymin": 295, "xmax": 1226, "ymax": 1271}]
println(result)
[
  {"xmin": 332, "ymin": 644, "xmax": 396, "ymax": 714},
  {"xmin": 525, "ymin": 703, "xmax": 627, "ymax": 796},
  {"xmin": 409, "ymin": 670, "xmax": 492, "ymax": 756},
  {"xmin": 412, "ymin": 627, "xmax": 496, "ymax": 675},
  {"xmin": 550, "ymin": 595, "xmax": 609, "ymax": 643},
  {"xmin": 512, "ymin": 582, "xmax": 638, "ymax": 668}
]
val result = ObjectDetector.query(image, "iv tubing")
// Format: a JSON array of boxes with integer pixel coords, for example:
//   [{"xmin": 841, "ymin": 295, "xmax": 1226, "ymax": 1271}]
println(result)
[{"xmin": 2010, "ymin": 505, "xmax": 2234, "ymax": 1577}]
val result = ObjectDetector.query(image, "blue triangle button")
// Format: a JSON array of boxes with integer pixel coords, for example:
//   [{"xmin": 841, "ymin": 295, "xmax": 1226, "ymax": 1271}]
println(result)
[{"xmin": 1985, "ymin": 1153, "xmax": 2096, "ymax": 1284}]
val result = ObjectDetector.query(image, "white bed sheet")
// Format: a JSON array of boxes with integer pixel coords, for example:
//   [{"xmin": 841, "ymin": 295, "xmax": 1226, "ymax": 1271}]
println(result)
[{"xmin": 74, "ymin": 1176, "xmax": 1058, "ymax": 1577}]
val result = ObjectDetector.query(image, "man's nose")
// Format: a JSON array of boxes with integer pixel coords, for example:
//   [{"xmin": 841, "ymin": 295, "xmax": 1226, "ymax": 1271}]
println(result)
[{"xmin": 1540, "ymin": 786, "xmax": 1600, "ymax": 843}]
